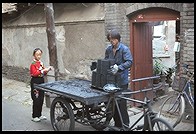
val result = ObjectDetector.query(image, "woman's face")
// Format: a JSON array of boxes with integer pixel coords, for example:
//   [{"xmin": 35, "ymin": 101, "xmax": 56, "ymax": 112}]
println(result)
[{"xmin": 34, "ymin": 50, "xmax": 42, "ymax": 61}]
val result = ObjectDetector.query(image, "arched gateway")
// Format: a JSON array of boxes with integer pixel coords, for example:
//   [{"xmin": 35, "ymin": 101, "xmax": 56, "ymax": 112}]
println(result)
[{"xmin": 126, "ymin": 6, "xmax": 180, "ymax": 104}]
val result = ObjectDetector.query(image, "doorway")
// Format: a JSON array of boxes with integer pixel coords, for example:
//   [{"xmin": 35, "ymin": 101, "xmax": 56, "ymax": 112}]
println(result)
[{"xmin": 129, "ymin": 8, "xmax": 180, "ymax": 104}]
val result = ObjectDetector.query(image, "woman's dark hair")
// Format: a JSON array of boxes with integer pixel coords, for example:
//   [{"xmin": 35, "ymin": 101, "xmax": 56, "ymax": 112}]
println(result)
[
  {"xmin": 110, "ymin": 29, "xmax": 121, "ymax": 42},
  {"xmin": 33, "ymin": 48, "xmax": 43, "ymax": 56}
]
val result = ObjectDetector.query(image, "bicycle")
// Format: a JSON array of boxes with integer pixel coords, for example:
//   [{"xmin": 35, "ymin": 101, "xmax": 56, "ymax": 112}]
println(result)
[
  {"xmin": 158, "ymin": 64, "xmax": 194, "ymax": 128},
  {"xmin": 92, "ymin": 76, "xmax": 174, "ymax": 131}
]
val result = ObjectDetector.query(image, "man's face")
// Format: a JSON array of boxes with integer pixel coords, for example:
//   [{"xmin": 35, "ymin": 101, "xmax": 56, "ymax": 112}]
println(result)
[{"xmin": 110, "ymin": 38, "xmax": 118, "ymax": 47}]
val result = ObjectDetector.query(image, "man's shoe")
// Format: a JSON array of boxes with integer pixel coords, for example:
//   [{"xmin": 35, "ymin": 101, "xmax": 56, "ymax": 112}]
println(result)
[
  {"xmin": 108, "ymin": 128, "xmax": 115, "ymax": 131},
  {"xmin": 32, "ymin": 117, "xmax": 41, "ymax": 122},
  {"xmin": 39, "ymin": 115, "xmax": 47, "ymax": 120},
  {"xmin": 104, "ymin": 127, "xmax": 115, "ymax": 131}
]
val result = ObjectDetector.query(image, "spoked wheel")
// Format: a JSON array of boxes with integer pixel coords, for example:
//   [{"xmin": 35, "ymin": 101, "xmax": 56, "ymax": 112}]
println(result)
[
  {"xmin": 158, "ymin": 94, "xmax": 185, "ymax": 128},
  {"xmin": 151, "ymin": 117, "xmax": 174, "ymax": 131},
  {"xmin": 86, "ymin": 102, "xmax": 113, "ymax": 131},
  {"xmin": 50, "ymin": 97, "xmax": 75, "ymax": 131}
]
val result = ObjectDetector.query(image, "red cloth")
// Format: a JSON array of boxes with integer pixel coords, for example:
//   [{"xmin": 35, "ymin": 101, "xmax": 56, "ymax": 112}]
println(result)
[{"xmin": 30, "ymin": 59, "xmax": 47, "ymax": 77}]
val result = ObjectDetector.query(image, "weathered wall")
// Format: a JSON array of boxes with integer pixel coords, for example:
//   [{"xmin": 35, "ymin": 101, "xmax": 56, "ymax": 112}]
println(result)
[{"xmin": 2, "ymin": 3, "xmax": 105, "ymax": 82}]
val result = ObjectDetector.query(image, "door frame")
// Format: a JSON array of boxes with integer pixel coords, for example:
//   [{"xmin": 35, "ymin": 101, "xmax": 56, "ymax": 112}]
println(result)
[{"xmin": 129, "ymin": 7, "xmax": 180, "ymax": 102}]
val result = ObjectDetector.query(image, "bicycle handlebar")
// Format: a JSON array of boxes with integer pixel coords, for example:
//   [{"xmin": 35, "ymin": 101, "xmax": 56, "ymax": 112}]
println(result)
[{"xmin": 181, "ymin": 64, "xmax": 194, "ymax": 82}]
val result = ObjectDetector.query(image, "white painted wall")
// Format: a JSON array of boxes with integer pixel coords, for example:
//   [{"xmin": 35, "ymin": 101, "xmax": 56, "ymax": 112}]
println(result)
[{"xmin": 153, "ymin": 20, "xmax": 176, "ymax": 70}]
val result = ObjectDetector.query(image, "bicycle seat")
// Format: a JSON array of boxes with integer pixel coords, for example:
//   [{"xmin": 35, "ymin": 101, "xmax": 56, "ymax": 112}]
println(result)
[{"xmin": 103, "ymin": 84, "xmax": 120, "ymax": 93}]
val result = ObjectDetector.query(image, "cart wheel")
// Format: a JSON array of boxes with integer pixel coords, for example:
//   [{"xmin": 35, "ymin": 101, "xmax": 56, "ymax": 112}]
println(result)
[
  {"xmin": 50, "ymin": 97, "xmax": 75, "ymax": 131},
  {"xmin": 86, "ymin": 102, "xmax": 113, "ymax": 131}
]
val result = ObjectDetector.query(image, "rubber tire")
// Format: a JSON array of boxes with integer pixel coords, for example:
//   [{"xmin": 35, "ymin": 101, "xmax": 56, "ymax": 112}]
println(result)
[
  {"xmin": 50, "ymin": 97, "xmax": 75, "ymax": 131},
  {"xmin": 151, "ymin": 117, "xmax": 174, "ymax": 131},
  {"xmin": 85, "ymin": 103, "xmax": 113, "ymax": 131},
  {"xmin": 158, "ymin": 94, "xmax": 185, "ymax": 128}
]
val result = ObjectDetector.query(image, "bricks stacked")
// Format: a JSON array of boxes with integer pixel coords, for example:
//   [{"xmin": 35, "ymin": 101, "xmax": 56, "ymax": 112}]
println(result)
[{"xmin": 91, "ymin": 59, "xmax": 121, "ymax": 90}]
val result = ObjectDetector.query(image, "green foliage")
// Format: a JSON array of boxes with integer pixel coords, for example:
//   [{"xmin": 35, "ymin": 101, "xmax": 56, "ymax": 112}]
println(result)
[{"xmin": 153, "ymin": 57, "xmax": 165, "ymax": 75}]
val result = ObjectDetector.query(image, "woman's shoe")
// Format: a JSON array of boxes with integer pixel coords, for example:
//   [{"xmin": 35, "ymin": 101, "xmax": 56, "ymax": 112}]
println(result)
[
  {"xmin": 39, "ymin": 115, "xmax": 47, "ymax": 120},
  {"xmin": 32, "ymin": 117, "xmax": 41, "ymax": 122}
]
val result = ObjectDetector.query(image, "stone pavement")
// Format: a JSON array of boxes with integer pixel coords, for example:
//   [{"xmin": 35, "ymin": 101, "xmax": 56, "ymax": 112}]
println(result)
[{"xmin": 2, "ymin": 77, "xmax": 194, "ymax": 131}]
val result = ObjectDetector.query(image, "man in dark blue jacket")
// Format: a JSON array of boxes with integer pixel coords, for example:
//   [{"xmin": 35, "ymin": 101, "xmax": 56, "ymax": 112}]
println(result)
[{"xmin": 105, "ymin": 29, "xmax": 133, "ymax": 129}]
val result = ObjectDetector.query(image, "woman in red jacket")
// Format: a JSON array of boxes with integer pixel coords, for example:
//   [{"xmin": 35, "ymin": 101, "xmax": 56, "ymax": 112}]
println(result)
[{"xmin": 30, "ymin": 48, "xmax": 52, "ymax": 122}]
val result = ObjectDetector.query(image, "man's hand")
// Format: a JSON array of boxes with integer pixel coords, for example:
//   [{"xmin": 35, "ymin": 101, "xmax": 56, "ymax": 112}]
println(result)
[{"xmin": 111, "ymin": 64, "xmax": 118, "ymax": 74}]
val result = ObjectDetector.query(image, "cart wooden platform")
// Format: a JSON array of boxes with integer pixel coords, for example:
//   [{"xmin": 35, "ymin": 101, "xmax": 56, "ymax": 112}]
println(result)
[{"xmin": 34, "ymin": 78, "xmax": 111, "ymax": 131}]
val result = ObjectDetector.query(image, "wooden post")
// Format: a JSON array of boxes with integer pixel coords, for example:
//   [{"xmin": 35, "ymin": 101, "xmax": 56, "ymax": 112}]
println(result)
[{"xmin": 44, "ymin": 3, "xmax": 59, "ymax": 81}]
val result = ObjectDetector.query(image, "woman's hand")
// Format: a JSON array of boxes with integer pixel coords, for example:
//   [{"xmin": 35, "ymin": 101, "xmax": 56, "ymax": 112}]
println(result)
[
  {"xmin": 48, "ymin": 66, "xmax": 53, "ymax": 71},
  {"xmin": 42, "ymin": 67, "xmax": 51, "ymax": 72}
]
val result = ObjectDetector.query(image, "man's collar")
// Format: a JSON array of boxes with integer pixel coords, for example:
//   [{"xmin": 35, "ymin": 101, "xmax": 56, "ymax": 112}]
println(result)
[{"xmin": 112, "ymin": 42, "xmax": 121, "ymax": 50}]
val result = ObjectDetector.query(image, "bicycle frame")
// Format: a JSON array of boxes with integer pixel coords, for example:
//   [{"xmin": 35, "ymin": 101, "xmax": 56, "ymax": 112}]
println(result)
[
  {"xmin": 175, "ymin": 69, "xmax": 194, "ymax": 110},
  {"xmin": 103, "ymin": 76, "xmax": 163, "ymax": 131},
  {"xmin": 181, "ymin": 81, "xmax": 194, "ymax": 109},
  {"xmin": 118, "ymin": 96, "xmax": 157, "ymax": 131},
  {"xmin": 159, "ymin": 65, "xmax": 194, "ymax": 128},
  {"xmin": 182, "ymin": 65, "xmax": 194, "ymax": 108},
  {"xmin": 167, "ymin": 79, "xmax": 194, "ymax": 114}
]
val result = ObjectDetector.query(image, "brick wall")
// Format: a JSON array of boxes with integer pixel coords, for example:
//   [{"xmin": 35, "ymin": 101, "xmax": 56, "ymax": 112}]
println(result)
[
  {"xmin": 104, "ymin": 3, "xmax": 194, "ymax": 116},
  {"xmin": 180, "ymin": 3, "xmax": 194, "ymax": 122},
  {"xmin": 104, "ymin": 3, "xmax": 133, "ymax": 46},
  {"xmin": 104, "ymin": 3, "xmax": 194, "ymax": 73},
  {"xmin": 180, "ymin": 3, "xmax": 194, "ymax": 72}
]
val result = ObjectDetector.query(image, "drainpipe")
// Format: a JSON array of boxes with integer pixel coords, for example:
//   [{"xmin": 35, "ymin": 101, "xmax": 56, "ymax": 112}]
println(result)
[{"xmin": 44, "ymin": 3, "xmax": 59, "ymax": 81}]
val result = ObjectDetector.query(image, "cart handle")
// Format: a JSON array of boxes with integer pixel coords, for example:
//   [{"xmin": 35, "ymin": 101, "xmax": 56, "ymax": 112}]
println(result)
[
  {"xmin": 132, "ymin": 76, "xmax": 160, "ymax": 82},
  {"xmin": 121, "ymin": 82, "xmax": 163, "ymax": 95}
]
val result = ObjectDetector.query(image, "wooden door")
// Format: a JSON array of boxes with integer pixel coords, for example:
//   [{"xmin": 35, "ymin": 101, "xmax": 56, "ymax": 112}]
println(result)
[{"xmin": 130, "ymin": 22, "xmax": 153, "ymax": 105}]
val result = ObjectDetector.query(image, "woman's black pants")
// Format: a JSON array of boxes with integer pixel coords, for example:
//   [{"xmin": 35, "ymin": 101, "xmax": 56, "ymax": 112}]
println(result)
[{"xmin": 30, "ymin": 77, "xmax": 45, "ymax": 118}]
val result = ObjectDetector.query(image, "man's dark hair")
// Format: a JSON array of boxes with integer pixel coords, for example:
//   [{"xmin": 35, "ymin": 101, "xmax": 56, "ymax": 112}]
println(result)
[
  {"xmin": 110, "ymin": 29, "xmax": 121, "ymax": 42},
  {"xmin": 106, "ymin": 32, "xmax": 111, "ymax": 41}
]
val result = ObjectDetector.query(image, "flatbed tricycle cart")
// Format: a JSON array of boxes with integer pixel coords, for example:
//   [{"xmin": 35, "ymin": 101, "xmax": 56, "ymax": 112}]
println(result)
[
  {"xmin": 34, "ymin": 78, "xmax": 110, "ymax": 131},
  {"xmin": 34, "ymin": 76, "xmax": 174, "ymax": 131}
]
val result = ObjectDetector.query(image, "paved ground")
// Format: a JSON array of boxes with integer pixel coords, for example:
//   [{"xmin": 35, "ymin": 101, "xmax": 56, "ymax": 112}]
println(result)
[
  {"xmin": 2, "ymin": 76, "xmax": 194, "ymax": 131},
  {"xmin": 2, "ymin": 76, "xmax": 94, "ymax": 131}
]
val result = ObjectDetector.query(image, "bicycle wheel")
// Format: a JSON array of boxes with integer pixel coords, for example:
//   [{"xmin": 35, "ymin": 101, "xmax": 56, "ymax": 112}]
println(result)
[
  {"xmin": 151, "ymin": 117, "xmax": 174, "ymax": 131},
  {"xmin": 158, "ymin": 94, "xmax": 185, "ymax": 128},
  {"xmin": 50, "ymin": 97, "xmax": 75, "ymax": 131},
  {"xmin": 86, "ymin": 102, "xmax": 114, "ymax": 131}
]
